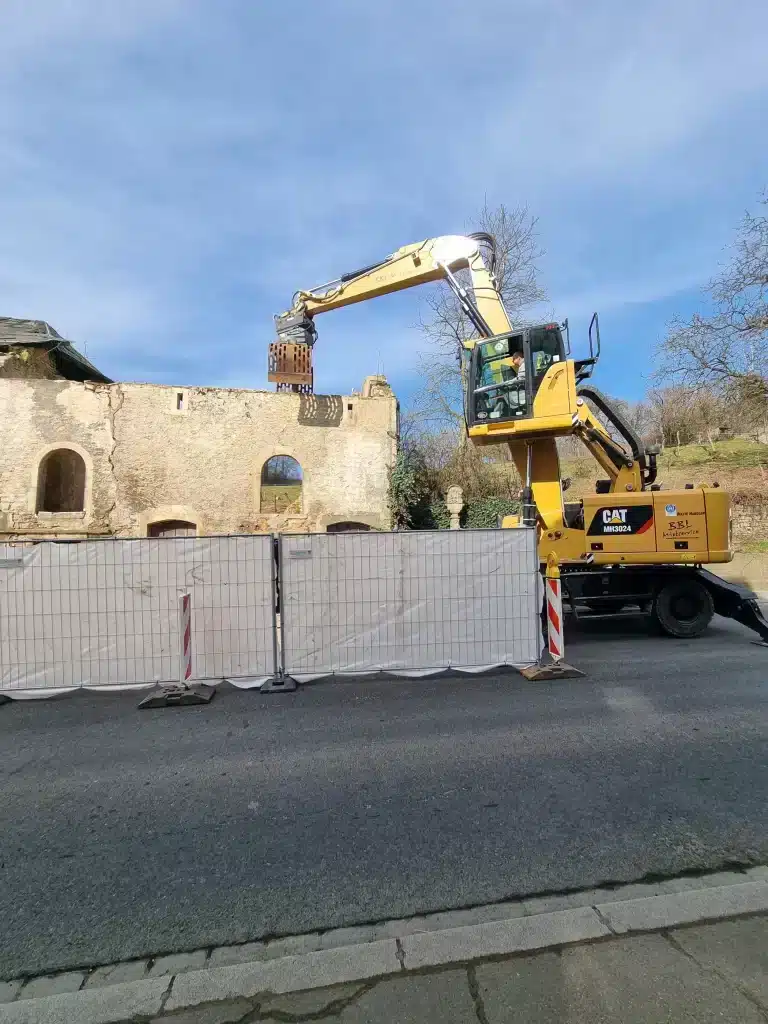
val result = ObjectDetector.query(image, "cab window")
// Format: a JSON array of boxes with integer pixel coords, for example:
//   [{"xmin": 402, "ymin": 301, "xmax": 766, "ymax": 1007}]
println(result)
[
  {"xmin": 528, "ymin": 324, "xmax": 564, "ymax": 386},
  {"xmin": 472, "ymin": 334, "xmax": 527, "ymax": 423}
]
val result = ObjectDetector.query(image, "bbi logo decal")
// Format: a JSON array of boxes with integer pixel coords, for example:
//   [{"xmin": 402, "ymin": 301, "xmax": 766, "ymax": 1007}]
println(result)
[{"xmin": 588, "ymin": 506, "xmax": 654, "ymax": 536}]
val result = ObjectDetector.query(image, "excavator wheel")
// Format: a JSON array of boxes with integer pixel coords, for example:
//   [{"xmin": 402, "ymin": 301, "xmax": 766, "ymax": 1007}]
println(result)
[{"xmin": 651, "ymin": 579, "xmax": 714, "ymax": 638}]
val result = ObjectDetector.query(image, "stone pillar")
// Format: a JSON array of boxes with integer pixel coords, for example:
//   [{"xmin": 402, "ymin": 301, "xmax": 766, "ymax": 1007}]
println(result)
[{"xmin": 445, "ymin": 485, "xmax": 464, "ymax": 530}]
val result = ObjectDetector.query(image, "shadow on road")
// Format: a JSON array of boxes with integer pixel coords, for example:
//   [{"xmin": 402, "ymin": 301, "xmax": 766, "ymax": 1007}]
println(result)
[{"xmin": 563, "ymin": 607, "xmax": 753, "ymax": 652}]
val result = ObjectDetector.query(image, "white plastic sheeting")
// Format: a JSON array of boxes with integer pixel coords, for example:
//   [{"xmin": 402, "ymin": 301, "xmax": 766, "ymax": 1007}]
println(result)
[
  {"xmin": 0, "ymin": 536, "xmax": 275, "ymax": 697},
  {"xmin": 279, "ymin": 528, "xmax": 540, "ymax": 677}
]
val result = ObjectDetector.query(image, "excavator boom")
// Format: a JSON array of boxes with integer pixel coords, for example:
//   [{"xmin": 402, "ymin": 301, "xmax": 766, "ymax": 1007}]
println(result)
[{"xmin": 269, "ymin": 234, "xmax": 512, "ymax": 392}]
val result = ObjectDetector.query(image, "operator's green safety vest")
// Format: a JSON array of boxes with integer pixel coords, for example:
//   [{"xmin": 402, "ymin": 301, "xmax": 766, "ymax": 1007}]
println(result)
[{"xmin": 482, "ymin": 355, "xmax": 520, "ymax": 386}]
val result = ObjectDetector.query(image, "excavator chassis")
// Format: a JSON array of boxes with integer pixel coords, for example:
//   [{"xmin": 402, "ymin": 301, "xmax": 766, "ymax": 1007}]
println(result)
[{"xmin": 561, "ymin": 564, "xmax": 768, "ymax": 643}]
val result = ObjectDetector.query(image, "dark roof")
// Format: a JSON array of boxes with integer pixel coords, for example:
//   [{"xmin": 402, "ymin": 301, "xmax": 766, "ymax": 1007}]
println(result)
[{"xmin": 0, "ymin": 317, "xmax": 112, "ymax": 383}]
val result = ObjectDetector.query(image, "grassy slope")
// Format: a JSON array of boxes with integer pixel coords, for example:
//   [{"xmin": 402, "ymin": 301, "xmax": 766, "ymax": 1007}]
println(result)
[
  {"xmin": 562, "ymin": 438, "xmax": 767, "ymax": 493},
  {"xmin": 260, "ymin": 484, "xmax": 302, "ymax": 513}
]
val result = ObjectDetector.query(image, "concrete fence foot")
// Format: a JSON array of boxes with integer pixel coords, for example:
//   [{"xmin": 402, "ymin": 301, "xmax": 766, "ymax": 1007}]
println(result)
[
  {"xmin": 520, "ymin": 661, "xmax": 586, "ymax": 681},
  {"xmin": 137, "ymin": 683, "xmax": 216, "ymax": 709},
  {"xmin": 260, "ymin": 673, "xmax": 298, "ymax": 693}
]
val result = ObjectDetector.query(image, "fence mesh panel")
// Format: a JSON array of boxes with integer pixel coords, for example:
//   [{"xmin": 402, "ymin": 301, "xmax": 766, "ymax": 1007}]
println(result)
[
  {"xmin": 0, "ymin": 536, "xmax": 275, "ymax": 692},
  {"xmin": 279, "ymin": 529, "xmax": 540, "ymax": 675}
]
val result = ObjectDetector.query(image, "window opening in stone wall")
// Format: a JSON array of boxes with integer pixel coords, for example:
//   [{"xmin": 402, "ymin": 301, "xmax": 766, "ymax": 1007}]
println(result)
[
  {"xmin": 147, "ymin": 520, "xmax": 197, "ymax": 537},
  {"xmin": 36, "ymin": 449, "xmax": 86, "ymax": 513},
  {"xmin": 261, "ymin": 455, "xmax": 302, "ymax": 513},
  {"xmin": 326, "ymin": 521, "xmax": 371, "ymax": 533},
  {"xmin": 176, "ymin": 392, "xmax": 185, "ymax": 411}
]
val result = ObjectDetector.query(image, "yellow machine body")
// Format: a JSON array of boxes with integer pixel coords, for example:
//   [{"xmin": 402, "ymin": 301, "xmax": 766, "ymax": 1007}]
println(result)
[{"xmin": 502, "ymin": 486, "xmax": 731, "ymax": 566}]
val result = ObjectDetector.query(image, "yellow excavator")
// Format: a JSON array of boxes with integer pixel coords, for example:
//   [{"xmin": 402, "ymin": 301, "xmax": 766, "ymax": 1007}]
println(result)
[{"xmin": 270, "ymin": 233, "xmax": 768, "ymax": 643}]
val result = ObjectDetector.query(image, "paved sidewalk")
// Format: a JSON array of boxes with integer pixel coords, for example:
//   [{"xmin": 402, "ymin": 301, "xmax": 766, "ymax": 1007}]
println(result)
[
  {"xmin": 256, "ymin": 917, "xmax": 768, "ymax": 1023},
  {"xmin": 1, "ymin": 866, "xmax": 767, "ymax": 1022}
]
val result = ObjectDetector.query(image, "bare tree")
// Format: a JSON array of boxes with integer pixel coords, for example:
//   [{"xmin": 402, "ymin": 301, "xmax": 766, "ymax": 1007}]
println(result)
[
  {"xmin": 656, "ymin": 195, "xmax": 768, "ymax": 427},
  {"xmin": 647, "ymin": 387, "xmax": 730, "ymax": 448},
  {"xmin": 412, "ymin": 203, "xmax": 546, "ymax": 431}
]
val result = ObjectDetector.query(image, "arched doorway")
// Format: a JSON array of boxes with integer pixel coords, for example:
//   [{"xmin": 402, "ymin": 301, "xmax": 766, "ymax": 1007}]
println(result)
[
  {"xmin": 147, "ymin": 520, "xmax": 197, "ymax": 538},
  {"xmin": 36, "ymin": 448, "xmax": 86, "ymax": 512},
  {"xmin": 261, "ymin": 455, "xmax": 302, "ymax": 513},
  {"xmin": 326, "ymin": 522, "xmax": 372, "ymax": 533}
]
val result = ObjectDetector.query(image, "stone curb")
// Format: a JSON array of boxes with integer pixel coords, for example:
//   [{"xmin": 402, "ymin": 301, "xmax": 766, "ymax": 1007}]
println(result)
[{"xmin": 2, "ymin": 874, "xmax": 767, "ymax": 1023}]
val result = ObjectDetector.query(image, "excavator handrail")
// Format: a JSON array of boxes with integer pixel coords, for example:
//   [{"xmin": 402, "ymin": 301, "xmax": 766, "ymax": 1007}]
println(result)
[
  {"xmin": 576, "ymin": 383, "xmax": 658, "ymax": 487},
  {"xmin": 588, "ymin": 312, "xmax": 601, "ymax": 360}
]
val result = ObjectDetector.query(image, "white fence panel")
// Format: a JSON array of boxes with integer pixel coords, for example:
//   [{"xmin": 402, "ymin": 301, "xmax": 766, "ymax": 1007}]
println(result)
[
  {"xmin": 280, "ymin": 528, "xmax": 540, "ymax": 677},
  {"xmin": 0, "ymin": 536, "xmax": 275, "ymax": 694}
]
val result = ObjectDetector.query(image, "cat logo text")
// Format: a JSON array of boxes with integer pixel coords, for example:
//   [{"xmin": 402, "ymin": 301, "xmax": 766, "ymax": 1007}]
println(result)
[
  {"xmin": 601, "ymin": 509, "xmax": 631, "ymax": 533},
  {"xmin": 587, "ymin": 505, "xmax": 655, "ymax": 537}
]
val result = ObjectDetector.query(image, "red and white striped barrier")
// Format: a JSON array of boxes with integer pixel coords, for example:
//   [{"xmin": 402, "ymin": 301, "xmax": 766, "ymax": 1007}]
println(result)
[
  {"xmin": 545, "ymin": 575, "xmax": 564, "ymax": 663},
  {"xmin": 139, "ymin": 588, "xmax": 214, "ymax": 706},
  {"xmin": 179, "ymin": 592, "xmax": 192, "ymax": 683}
]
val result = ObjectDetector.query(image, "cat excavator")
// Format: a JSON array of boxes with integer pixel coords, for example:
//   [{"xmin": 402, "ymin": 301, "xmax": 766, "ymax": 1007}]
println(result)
[{"xmin": 270, "ymin": 233, "xmax": 768, "ymax": 643}]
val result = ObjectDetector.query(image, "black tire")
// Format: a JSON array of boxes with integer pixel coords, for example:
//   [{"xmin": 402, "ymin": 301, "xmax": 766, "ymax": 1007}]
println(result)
[
  {"xmin": 652, "ymin": 579, "xmax": 714, "ymax": 638},
  {"xmin": 585, "ymin": 600, "xmax": 626, "ymax": 614}
]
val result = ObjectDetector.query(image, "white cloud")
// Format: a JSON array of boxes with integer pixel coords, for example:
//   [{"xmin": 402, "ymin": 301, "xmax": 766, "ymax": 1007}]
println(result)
[
  {"xmin": 0, "ymin": 0, "xmax": 765, "ymax": 391},
  {"xmin": 474, "ymin": 1, "xmax": 768, "ymax": 185}
]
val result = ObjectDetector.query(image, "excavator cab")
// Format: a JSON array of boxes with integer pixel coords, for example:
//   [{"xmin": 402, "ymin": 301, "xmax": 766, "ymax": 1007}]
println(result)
[{"xmin": 465, "ymin": 322, "xmax": 573, "ymax": 439}]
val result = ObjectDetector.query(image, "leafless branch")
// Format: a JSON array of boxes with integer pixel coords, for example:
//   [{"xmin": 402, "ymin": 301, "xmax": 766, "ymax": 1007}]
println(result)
[
  {"xmin": 655, "ymin": 194, "xmax": 768, "ymax": 429},
  {"xmin": 413, "ymin": 202, "xmax": 546, "ymax": 424}
]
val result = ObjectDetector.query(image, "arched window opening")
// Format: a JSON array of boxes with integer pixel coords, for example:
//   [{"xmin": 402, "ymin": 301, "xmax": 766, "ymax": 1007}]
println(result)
[
  {"xmin": 326, "ymin": 521, "xmax": 372, "ymax": 533},
  {"xmin": 261, "ymin": 455, "xmax": 302, "ymax": 513},
  {"xmin": 147, "ymin": 520, "xmax": 197, "ymax": 538},
  {"xmin": 36, "ymin": 449, "xmax": 86, "ymax": 512}
]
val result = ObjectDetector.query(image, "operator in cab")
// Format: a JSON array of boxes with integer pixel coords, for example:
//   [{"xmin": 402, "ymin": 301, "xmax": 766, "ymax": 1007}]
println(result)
[{"xmin": 479, "ymin": 343, "xmax": 525, "ymax": 420}]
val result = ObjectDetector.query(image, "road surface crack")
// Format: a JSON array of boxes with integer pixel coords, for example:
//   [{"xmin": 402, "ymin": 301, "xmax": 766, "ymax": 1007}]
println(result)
[
  {"xmin": 395, "ymin": 938, "xmax": 406, "ymax": 970},
  {"xmin": 245, "ymin": 980, "xmax": 378, "ymax": 1021},
  {"xmin": 156, "ymin": 975, "xmax": 175, "ymax": 1015},
  {"xmin": 467, "ymin": 964, "xmax": 490, "ymax": 1024},
  {"xmin": 592, "ymin": 905, "xmax": 617, "ymax": 934}
]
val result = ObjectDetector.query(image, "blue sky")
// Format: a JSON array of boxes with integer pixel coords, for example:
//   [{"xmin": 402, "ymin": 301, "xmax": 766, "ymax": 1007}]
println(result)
[{"xmin": 1, "ymin": 0, "xmax": 767, "ymax": 407}]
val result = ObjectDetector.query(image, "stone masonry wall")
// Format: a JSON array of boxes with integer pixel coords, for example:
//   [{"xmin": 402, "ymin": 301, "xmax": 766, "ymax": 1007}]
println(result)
[
  {"xmin": 731, "ymin": 497, "xmax": 768, "ymax": 542},
  {"xmin": 0, "ymin": 377, "xmax": 398, "ymax": 538}
]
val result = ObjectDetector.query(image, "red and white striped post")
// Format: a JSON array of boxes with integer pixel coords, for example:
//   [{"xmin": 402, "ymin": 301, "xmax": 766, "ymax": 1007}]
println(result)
[
  {"xmin": 138, "ymin": 587, "xmax": 214, "ymax": 708},
  {"xmin": 545, "ymin": 557, "xmax": 564, "ymax": 663},
  {"xmin": 521, "ymin": 552, "xmax": 584, "ymax": 681},
  {"xmin": 179, "ymin": 591, "xmax": 192, "ymax": 684}
]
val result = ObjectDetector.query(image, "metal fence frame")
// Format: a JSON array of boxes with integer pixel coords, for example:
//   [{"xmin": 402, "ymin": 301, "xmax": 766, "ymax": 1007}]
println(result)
[
  {"xmin": 277, "ymin": 527, "xmax": 540, "ymax": 679},
  {"xmin": 0, "ymin": 535, "xmax": 278, "ymax": 696},
  {"xmin": 1, "ymin": 528, "xmax": 541, "ymax": 698}
]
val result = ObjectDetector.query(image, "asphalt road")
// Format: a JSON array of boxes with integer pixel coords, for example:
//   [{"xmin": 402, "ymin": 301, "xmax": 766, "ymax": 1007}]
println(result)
[{"xmin": 1, "ymin": 612, "xmax": 767, "ymax": 980}]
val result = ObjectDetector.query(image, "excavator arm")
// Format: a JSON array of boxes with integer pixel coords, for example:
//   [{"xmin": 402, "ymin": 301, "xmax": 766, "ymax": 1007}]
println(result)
[{"xmin": 273, "ymin": 234, "xmax": 513, "ymax": 354}]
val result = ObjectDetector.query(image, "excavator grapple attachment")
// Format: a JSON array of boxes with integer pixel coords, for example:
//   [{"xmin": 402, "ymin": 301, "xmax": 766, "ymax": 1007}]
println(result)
[{"xmin": 268, "ymin": 341, "xmax": 313, "ymax": 391}]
